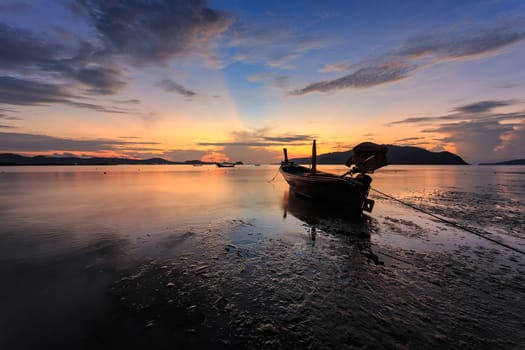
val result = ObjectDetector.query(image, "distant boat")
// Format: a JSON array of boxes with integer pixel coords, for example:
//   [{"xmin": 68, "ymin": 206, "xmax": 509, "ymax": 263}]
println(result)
[
  {"xmin": 279, "ymin": 140, "xmax": 387, "ymax": 214},
  {"xmin": 215, "ymin": 162, "xmax": 235, "ymax": 168}
]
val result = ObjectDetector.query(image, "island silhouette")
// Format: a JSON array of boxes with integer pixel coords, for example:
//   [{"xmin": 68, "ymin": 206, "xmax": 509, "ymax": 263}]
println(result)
[{"xmin": 4, "ymin": 145, "xmax": 519, "ymax": 166}]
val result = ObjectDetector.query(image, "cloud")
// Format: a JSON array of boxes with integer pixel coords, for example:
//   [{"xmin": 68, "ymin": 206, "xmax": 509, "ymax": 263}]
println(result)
[
  {"xmin": 0, "ymin": 23, "xmax": 128, "ymax": 97},
  {"xmin": 388, "ymin": 114, "xmax": 462, "ymax": 125},
  {"xmin": 202, "ymin": 129, "xmax": 314, "ymax": 147},
  {"xmin": 392, "ymin": 136, "xmax": 436, "ymax": 147},
  {"xmin": 0, "ymin": 76, "xmax": 73, "ymax": 105},
  {"xmin": 452, "ymin": 100, "xmax": 517, "ymax": 114},
  {"xmin": 0, "ymin": 132, "xmax": 160, "ymax": 154},
  {"xmin": 114, "ymin": 99, "xmax": 141, "ymax": 104},
  {"xmin": 0, "ymin": 1, "xmax": 233, "ymax": 109},
  {"xmin": 394, "ymin": 137, "xmax": 425, "ymax": 143},
  {"xmin": 247, "ymin": 73, "xmax": 292, "ymax": 88},
  {"xmin": 318, "ymin": 61, "xmax": 353, "ymax": 73},
  {"xmin": 398, "ymin": 25, "xmax": 525, "ymax": 61},
  {"xmin": 494, "ymin": 82, "xmax": 518, "ymax": 89},
  {"xmin": 389, "ymin": 100, "xmax": 523, "ymax": 126},
  {"xmin": 156, "ymin": 79, "xmax": 197, "ymax": 97},
  {"xmin": 289, "ymin": 62, "xmax": 416, "ymax": 95},
  {"xmin": 266, "ymin": 50, "xmax": 307, "ymax": 69},
  {"xmin": 196, "ymin": 129, "xmax": 315, "ymax": 162},
  {"xmin": 263, "ymin": 134, "xmax": 313, "ymax": 142},
  {"xmin": 0, "ymin": 76, "xmax": 133, "ymax": 113},
  {"xmin": 221, "ymin": 144, "xmax": 281, "ymax": 163},
  {"xmin": 0, "ymin": 113, "xmax": 21, "ymax": 121},
  {"xmin": 421, "ymin": 119, "xmax": 518, "ymax": 162},
  {"xmin": 0, "ymin": 130, "xmax": 273, "ymax": 162},
  {"xmin": 73, "ymin": 0, "xmax": 232, "ymax": 66},
  {"xmin": 0, "ymin": 124, "xmax": 17, "ymax": 129},
  {"xmin": 64, "ymin": 101, "xmax": 131, "ymax": 114},
  {"xmin": 389, "ymin": 100, "xmax": 525, "ymax": 162},
  {"xmin": 290, "ymin": 19, "xmax": 525, "ymax": 95},
  {"xmin": 198, "ymin": 142, "xmax": 275, "ymax": 147},
  {"xmin": 0, "ymin": 23, "xmax": 62, "ymax": 69},
  {"xmin": 226, "ymin": 24, "xmax": 332, "ymax": 69},
  {"xmin": 72, "ymin": 67, "xmax": 127, "ymax": 94}
]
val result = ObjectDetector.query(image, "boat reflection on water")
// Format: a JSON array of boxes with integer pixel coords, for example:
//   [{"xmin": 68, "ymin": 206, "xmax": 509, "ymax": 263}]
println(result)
[{"xmin": 281, "ymin": 190, "xmax": 382, "ymax": 263}]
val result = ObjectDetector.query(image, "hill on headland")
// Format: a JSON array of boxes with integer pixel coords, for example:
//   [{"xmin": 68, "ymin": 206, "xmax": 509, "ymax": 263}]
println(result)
[
  {"xmin": 0, "ymin": 153, "xmax": 211, "ymax": 166},
  {"xmin": 291, "ymin": 145, "xmax": 468, "ymax": 165}
]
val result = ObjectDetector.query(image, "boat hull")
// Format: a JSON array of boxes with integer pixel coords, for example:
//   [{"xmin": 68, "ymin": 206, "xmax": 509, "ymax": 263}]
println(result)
[{"xmin": 279, "ymin": 164, "xmax": 373, "ymax": 213}]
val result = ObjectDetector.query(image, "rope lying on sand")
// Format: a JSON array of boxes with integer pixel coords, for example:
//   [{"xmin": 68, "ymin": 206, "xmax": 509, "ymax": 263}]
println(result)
[{"xmin": 371, "ymin": 187, "xmax": 525, "ymax": 256}]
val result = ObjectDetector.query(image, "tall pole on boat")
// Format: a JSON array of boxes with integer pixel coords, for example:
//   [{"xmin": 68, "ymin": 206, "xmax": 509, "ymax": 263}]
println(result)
[
  {"xmin": 311, "ymin": 139, "xmax": 317, "ymax": 173},
  {"xmin": 283, "ymin": 148, "xmax": 288, "ymax": 162}
]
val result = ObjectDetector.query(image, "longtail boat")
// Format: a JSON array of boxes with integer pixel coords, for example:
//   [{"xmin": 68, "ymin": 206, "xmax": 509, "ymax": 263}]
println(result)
[{"xmin": 279, "ymin": 140, "xmax": 387, "ymax": 214}]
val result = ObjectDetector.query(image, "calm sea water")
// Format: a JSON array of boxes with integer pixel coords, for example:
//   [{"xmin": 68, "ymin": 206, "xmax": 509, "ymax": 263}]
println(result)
[{"xmin": 0, "ymin": 164, "xmax": 523, "ymax": 349}]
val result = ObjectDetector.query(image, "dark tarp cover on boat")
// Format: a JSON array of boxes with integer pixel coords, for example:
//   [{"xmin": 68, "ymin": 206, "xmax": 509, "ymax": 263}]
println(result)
[{"xmin": 345, "ymin": 142, "xmax": 388, "ymax": 170}]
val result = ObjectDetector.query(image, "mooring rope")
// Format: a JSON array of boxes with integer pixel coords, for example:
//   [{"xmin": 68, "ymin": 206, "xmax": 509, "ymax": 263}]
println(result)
[
  {"xmin": 267, "ymin": 168, "xmax": 281, "ymax": 183},
  {"xmin": 371, "ymin": 187, "xmax": 525, "ymax": 256}
]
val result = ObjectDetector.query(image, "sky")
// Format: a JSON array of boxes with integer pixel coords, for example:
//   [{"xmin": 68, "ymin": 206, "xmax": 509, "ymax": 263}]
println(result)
[{"xmin": 0, "ymin": 0, "xmax": 524, "ymax": 164}]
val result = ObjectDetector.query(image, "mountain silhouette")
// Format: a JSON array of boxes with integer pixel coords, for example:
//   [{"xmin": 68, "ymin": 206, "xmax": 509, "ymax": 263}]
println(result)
[
  {"xmin": 0, "ymin": 154, "xmax": 210, "ymax": 166},
  {"xmin": 290, "ymin": 145, "xmax": 468, "ymax": 165},
  {"xmin": 0, "ymin": 145, "xmax": 472, "ymax": 165}
]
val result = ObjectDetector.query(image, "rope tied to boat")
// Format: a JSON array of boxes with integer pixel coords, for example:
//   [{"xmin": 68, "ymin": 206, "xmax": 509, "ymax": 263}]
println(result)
[
  {"xmin": 267, "ymin": 168, "xmax": 281, "ymax": 183},
  {"xmin": 370, "ymin": 187, "xmax": 525, "ymax": 256}
]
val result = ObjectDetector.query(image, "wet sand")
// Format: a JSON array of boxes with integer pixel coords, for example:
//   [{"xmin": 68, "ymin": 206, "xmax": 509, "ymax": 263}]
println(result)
[{"xmin": 80, "ymin": 193, "xmax": 523, "ymax": 349}]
